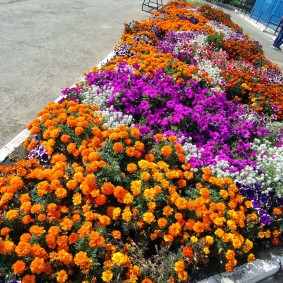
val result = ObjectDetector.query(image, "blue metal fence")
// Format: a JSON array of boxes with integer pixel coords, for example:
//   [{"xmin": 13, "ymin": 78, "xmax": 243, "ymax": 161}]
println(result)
[{"xmin": 250, "ymin": 0, "xmax": 283, "ymax": 33}]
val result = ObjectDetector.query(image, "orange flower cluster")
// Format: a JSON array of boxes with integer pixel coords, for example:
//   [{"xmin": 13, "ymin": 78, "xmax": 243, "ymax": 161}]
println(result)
[
  {"xmin": 198, "ymin": 4, "xmax": 242, "ymax": 33},
  {"xmin": 1, "ymin": 102, "xmax": 282, "ymax": 282}
]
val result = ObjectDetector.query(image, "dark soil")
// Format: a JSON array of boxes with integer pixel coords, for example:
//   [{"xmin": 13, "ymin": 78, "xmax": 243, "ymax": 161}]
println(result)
[{"xmin": 0, "ymin": 144, "xmax": 27, "ymax": 167}]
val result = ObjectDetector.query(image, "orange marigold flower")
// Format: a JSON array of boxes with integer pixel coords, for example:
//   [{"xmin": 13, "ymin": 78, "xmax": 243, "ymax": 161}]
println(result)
[
  {"xmin": 22, "ymin": 275, "xmax": 36, "ymax": 283},
  {"xmin": 0, "ymin": 227, "xmax": 10, "ymax": 236},
  {"xmin": 131, "ymin": 128, "xmax": 140, "ymax": 138},
  {"xmin": 56, "ymin": 270, "xmax": 68, "ymax": 283},
  {"xmin": 225, "ymin": 250, "xmax": 235, "ymax": 261},
  {"xmin": 15, "ymin": 241, "xmax": 31, "ymax": 257},
  {"xmin": 60, "ymin": 217, "xmax": 74, "ymax": 231},
  {"xmin": 20, "ymin": 233, "xmax": 32, "ymax": 242},
  {"xmin": 75, "ymin": 126, "xmax": 84, "ymax": 135},
  {"xmin": 29, "ymin": 225, "xmax": 46, "ymax": 237},
  {"xmin": 69, "ymin": 232, "xmax": 79, "ymax": 245},
  {"xmin": 31, "ymin": 204, "xmax": 43, "ymax": 214},
  {"xmin": 102, "ymin": 270, "xmax": 113, "ymax": 282},
  {"xmin": 154, "ymin": 133, "xmax": 163, "ymax": 141},
  {"xmin": 113, "ymin": 142, "xmax": 124, "ymax": 153},
  {"xmin": 112, "ymin": 230, "xmax": 122, "ymax": 239},
  {"xmin": 66, "ymin": 180, "xmax": 78, "ymax": 190},
  {"xmin": 95, "ymin": 194, "xmax": 107, "ymax": 206},
  {"xmin": 145, "ymin": 153, "xmax": 155, "ymax": 162},
  {"xmin": 161, "ymin": 145, "xmax": 172, "ymax": 157},
  {"xmin": 60, "ymin": 134, "xmax": 70, "ymax": 143},
  {"xmin": 182, "ymin": 246, "xmax": 194, "ymax": 258},
  {"xmin": 143, "ymin": 211, "xmax": 155, "ymax": 224},
  {"xmin": 30, "ymin": 257, "xmax": 45, "ymax": 274},
  {"xmin": 74, "ymin": 251, "xmax": 92, "ymax": 270},
  {"xmin": 12, "ymin": 260, "xmax": 26, "ymax": 274},
  {"xmin": 57, "ymin": 249, "xmax": 73, "ymax": 265},
  {"xmin": 127, "ymin": 163, "xmax": 138, "ymax": 173},
  {"xmin": 141, "ymin": 279, "xmax": 153, "ymax": 283},
  {"xmin": 55, "ymin": 187, "xmax": 68, "ymax": 199},
  {"xmin": 273, "ymin": 207, "xmax": 282, "ymax": 216},
  {"xmin": 157, "ymin": 217, "xmax": 168, "ymax": 228},
  {"xmin": 101, "ymin": 182, "xmax": 115, "ymax": 195}
]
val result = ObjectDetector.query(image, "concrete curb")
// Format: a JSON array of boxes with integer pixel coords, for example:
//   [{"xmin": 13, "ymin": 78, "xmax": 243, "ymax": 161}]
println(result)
[{"xmin": 0, "ymin": 50, "xmax": 115, "ymax": 163}]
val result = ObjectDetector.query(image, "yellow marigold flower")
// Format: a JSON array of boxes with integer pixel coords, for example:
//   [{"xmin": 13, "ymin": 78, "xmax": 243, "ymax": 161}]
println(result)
[
  {"xmin": 205, "ymin": 236, "xmax": 214, "ymax": 245},
  {"xmin": 72, "ymin": 193, "xmax": 82, "ymax": 206},
  {"xmin": 243, "ymin": 239, "xmax": 253, "ymax": 253},
  {"xmin": 143, "ymin": 211, "xmax": 155, "ymax": 224},
  {"xmin": 112, "ymin": 207, "xmax": 121, "ymax": 220},
  {"xmin": 138, "ymin": 160, "xmax": 149, "ymax": 170},
  {"xmin": 130, "ymin": 180, "xmax": 142, "ymax": 196},
  {"xmin": 232, "ymin": 238, "xmax": 242, "ymax": 249},
  {"xmin": 56, "ymin": 270, "xmax": 68, "ymax": 283},
  {"xmin": 147, "ymin": 201, "xmax": 156, "ymax": 211},
  {"xmin": 174, "ymin": 260, "xmax": 185, "ymax": 272},
  {"xmin": 227, "ymin": 220, "xmax": 237, "ymax": 231},
  {"xmin": 247, "ymin": 253, "xmax": 255, "ymax": 263},
  {"xmin": 12, "ymin": 260, "xmax": 26, "ymax": 275},
  {"xmin": 5, "ymin": 209, "xmax": 19, "ymax": 220},
  {"xmin": 102, "ymin": 270, "xmax": 113, "ymax": 282},
  {"xmin": 123, "ymin": 192, "xmax": 134, "ymax": 204},
  {"xmin": 203, "ymin": 246, "xmax": 210, "ymax": 254},
  {"xmin": 213, "ymin": 217, "xmax": 226, "ymax": 226},
  {"xmin": 122, "ymin": 206, "xmax": 132, "ymax": 222},
  {"xmin": 111, "ymin": 252, "xmax": 129, "ymax": 266},
  {"xmin": 191, "ymin": 236, "xmax": 198, "ymax": 243},
  {"xmin": 179, "ymin": 271, "xmax": 189, "ymax": 281},
  {"xmin": 265, "ymin": 230, "xmax": 271, "ymax": 238},
  {"xmin": 3, "ymin": 240, "xmax": 15, "ymax": 254},
  {"xmin": 258, "ymin": 231, "xmax": 265, "ymax": 239},
  {"xmin": 144, "ymin": 188, "xmax": 156, "ymax": 199}
]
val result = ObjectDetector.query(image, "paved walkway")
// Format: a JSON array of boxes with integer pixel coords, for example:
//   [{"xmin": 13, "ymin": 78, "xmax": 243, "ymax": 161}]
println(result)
[
  {"xmin": 0, "ymin": 0, "xmax": 151, "ymax": 148},
  {"xmin": 0, "ymin": 0, "xmax": 281, "ymax": 150}
]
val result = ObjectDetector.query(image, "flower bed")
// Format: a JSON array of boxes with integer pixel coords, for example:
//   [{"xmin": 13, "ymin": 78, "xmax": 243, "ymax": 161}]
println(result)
[{"xmin": 0, "ymin": 1, "xmax": 283, "ymax": 282}]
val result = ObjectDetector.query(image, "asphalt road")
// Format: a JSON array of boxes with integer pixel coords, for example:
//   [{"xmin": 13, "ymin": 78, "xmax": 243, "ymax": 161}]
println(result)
[{"xmin": 0, "ymin": 0, "xmax": 149, "ymax": 148}]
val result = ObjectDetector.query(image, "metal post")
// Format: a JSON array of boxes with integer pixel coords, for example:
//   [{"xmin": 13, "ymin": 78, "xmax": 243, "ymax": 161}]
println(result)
[{"xmin": 142, "ymin": 0, "xmax": 164, "ymax": 13}]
